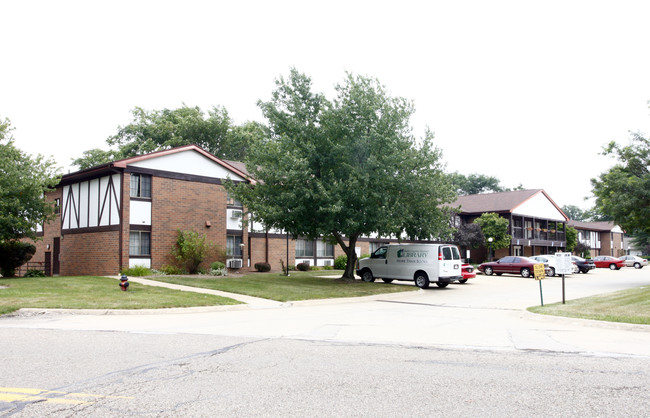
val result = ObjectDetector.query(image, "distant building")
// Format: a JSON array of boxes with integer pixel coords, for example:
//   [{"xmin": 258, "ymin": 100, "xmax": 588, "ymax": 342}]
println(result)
[
  {"xmin": 567, "ymin": 220, "xmax": 626, "ymax": 257},
  {"xmin": 451, "ymin": 189, "xmax": 569, "ymax": 262}
]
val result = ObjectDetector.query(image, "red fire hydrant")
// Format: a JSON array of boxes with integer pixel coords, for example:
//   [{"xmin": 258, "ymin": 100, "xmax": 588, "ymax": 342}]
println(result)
[{"xmin": 119, "ymin": 274, "xmax": 129, "ymax": 291}]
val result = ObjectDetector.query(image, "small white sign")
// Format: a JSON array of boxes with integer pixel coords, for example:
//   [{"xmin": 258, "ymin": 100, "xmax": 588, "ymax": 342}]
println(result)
[{"xmin": 555, "ymin": 252, "xmax": 573, "ymax": 275}]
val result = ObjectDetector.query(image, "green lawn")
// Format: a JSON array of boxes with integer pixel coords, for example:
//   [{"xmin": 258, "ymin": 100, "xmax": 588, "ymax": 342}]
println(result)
[
  {"xmin": 528, "ymin": 285, "xmax": 650, "ymax": 325},
  {"xmin": 148, "ymin": 270, "xmax": 416, "ymax": 302},
  {"xmin": 0, "ymin": 276, "xmax": 241, "ymax": 316}
]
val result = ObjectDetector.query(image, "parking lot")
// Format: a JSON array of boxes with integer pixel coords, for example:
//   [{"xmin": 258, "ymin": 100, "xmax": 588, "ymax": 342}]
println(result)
[{"xmin": 2, "ymin": 265, "xmax": 648, "ymax": 357}]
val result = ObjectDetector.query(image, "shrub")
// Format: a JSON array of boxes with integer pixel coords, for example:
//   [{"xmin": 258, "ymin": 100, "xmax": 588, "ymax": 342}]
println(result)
[
  {"xmin": 0, "ymin": 240, "xmax": 36, "ymax": 278},
  {"xmin": 24, "ymin": 269, "xmax": 45, "ymax": 277},
  {"xmin": 121, "ymin": 265, "xmax": 152, "ymax": 277},
  {"xmin": 323, "ymin": 265, "xmax": 333, "ymax": 270},
  {"xmin": 211, "ymin": 261, "xmax": 226, "ymax": 270},
  {"xmin": 171, "ymin": 229, "xmax": 217, "ymax": 274},
  {"xmin": 209, "ymin": 267, "xmax": 228, "ymax": 277},
  {"xmin": 334, "ymin": 255, "xmax": 347, "ymax": 270},
  {"xmin": 254, "ymin": 262, "xmax": 271, "ymax": 272},
  {"xmin": 296, "ymin": 262, "xmax": 310, "ymax": 271}
]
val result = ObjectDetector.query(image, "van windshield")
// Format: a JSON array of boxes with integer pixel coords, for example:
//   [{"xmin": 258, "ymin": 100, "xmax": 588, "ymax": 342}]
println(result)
[{"xmin": 442, "ymin": 246, "xmax": 461, "ymax": 260}]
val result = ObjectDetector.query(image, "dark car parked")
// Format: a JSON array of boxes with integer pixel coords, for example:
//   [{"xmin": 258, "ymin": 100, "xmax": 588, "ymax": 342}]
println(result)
[
  {"xmin": 478, "ymin": 256, "xmax": 548, "ymax": 278},
  {"xmin": 571, "ymin": 256, "xmax": 596, "ymax": 273}
]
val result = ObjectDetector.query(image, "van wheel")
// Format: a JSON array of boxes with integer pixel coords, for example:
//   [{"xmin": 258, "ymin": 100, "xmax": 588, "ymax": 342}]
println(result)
[
  {"xmin": 382, "ymin": 279, "xmax": 394, "ymax": 283},
  {"xmin": 521, "ymin": 268, "xmax": 531, "ymax": 278},
  {"xmin": 436, "ymin": 282, "xmax": 449, "ymax": 288},
  {"xmin": 458, "ymin": 279, "xmax": 468, "ymax": 284},
  {"xmin": 361, "ymin": 270, "xmax": 375, "ymax": 282},
  {"xmin": 414, "ymin": 272, "xmax": 430, "ymax": 289}
]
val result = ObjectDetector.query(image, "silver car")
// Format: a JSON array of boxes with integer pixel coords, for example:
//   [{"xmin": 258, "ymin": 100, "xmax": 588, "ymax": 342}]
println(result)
[{"xmin": 617, "ymin": 255, "xmax": 648, "ymax": 269}]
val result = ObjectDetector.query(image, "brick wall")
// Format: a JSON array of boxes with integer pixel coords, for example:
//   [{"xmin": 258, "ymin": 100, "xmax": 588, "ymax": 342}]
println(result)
[
  {"xmin": 60, "ymin": 231, "xmax": 121, "ymax": 276},
  {"xmin": 148, "ymin": 176, "xmax": 231, "ymax": 270}
]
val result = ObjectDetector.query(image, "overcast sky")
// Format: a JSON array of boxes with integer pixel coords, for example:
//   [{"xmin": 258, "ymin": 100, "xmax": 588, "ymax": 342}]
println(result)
[{"xmin": 2, "ymin": 0, "xmax": 649, "ymax": 210}]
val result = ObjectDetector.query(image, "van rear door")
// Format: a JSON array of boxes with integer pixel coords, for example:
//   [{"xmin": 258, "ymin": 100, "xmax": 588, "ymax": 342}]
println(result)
[{"xmin": 439, "ymin": 245, "xmax": 461, "ymax": 277}]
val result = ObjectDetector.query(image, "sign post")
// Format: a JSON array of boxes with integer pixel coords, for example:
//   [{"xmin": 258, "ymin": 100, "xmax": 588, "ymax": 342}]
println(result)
[
  {"xmin": 533, "ymin": 263, "xmax": 546, "ymax": 306},
  {"xmin": 555, "ymin": 252, "xmax": 573, "ymax": 304}
]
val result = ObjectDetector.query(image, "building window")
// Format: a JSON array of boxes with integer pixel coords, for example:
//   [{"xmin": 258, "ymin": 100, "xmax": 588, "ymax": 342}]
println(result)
[
  {"xmin": 54, "ymin": 198, "xmax": 60, "ymax": 215},
  {"xmin": 227, "ymin": 235, "xmax": 243, "ymax": 257},
  {"xmin": 227, "ymin": 192, "xmax": 242, "ymax": 207},
  {"xmin": 129, "ymin": 231, "xmax": 151, "ymax": 256},
  {"xmin": 130, "ymin": 174, "xmax": 151, "ymax": 198},
  {"xmin": 316, "ymin": 240, "xmax": 334, "ymax": 257},
  {"xmin": 295, "ymin": 239, "xmax": 314, "ymax": 258}
]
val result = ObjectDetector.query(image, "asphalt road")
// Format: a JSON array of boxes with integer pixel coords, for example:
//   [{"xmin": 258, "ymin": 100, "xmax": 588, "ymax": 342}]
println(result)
[{"xmin": 0, "ymin": 267, "xmax": 648, "ymax": 416}]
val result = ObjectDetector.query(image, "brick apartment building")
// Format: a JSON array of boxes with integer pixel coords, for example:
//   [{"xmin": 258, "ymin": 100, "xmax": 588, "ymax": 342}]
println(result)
[{"xmin": 30, "ymin": 145, "xmax": 382, "ymax": 276}]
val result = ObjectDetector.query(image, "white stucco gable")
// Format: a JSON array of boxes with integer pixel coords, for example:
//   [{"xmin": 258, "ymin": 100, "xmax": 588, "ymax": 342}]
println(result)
[
  {"xmin": 128, "ymin": 149, "xmax": 246, "ymax": 181},
  {"xmin": 512, "ymin": 192, "xmax": 566, "ymax": 221}
]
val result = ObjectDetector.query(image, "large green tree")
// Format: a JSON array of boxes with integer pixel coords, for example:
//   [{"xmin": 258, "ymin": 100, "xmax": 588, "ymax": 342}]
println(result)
[
  {"xmin": 72, "ymin": 106, "xmax": 266, "ymax": 169},
  {"xmin": 0, "ymin": 117, "xmax": 61, "ymax": 241},
  {"xmin": 231, "ymin": 69, "xmax": 456, "ymax": 280},
  {"xmin": 591, "ymin": 132, "xmax": 650, "ymax": 234},
  {"xmin": 1, "ymin": 117, "xmax": 60, "ymax": 276},
  {"xmin": 449, "ymin": 172, "xmax": 524, "ymax": 196}
]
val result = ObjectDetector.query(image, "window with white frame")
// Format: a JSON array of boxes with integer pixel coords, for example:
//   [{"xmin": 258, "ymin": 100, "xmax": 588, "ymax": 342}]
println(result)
[
  {"xmin": 316, "ymin": 240, "xmax": 334, "ymax": 257},
  {"xmin": 129, "ymin": 231, "xmax": 151, "ymax": 256},
  {"xmin": 295, "ymin": 239, "xmax": 314, "ymax": 258},
  {"xmin": 130, "ymin": 174, "xmax": 151, "ymax": 198},
  {"xmin": 227, "ymin": 235, "xmax": 243, "ymax": 257}
]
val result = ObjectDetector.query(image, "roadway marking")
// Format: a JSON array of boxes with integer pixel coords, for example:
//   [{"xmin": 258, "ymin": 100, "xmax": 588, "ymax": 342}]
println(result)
[{"xmin": 0, "ymin": 387, "xmax": 133, "ymax": 404}]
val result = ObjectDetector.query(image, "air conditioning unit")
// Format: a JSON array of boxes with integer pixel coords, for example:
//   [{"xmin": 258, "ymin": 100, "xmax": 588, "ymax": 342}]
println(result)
[
  {"xmin": 227, "ymin": 259, "xmax": 243, "ymax": 269},
  {"xmin": 231, "ymin": 210, "xmax": 243, "ymax": 219}
]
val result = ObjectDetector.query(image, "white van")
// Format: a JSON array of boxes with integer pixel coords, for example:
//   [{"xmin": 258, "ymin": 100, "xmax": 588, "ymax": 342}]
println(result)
[{"xmin": 356, "ymin": 244, "xmax": 463, "ymax": 289}]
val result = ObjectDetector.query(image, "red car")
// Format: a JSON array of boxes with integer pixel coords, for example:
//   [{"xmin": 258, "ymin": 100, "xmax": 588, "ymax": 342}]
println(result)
[
  {"xmin": 478, "ymin": 256, "xmax": 548, "ymax": 278},
  {"xmin": 592, "ymin": 256, "xmax": 626, "ymax": 270},
  {"xmin": 459, "ymin": 264, "xmax": 476, "ymax": 283}
]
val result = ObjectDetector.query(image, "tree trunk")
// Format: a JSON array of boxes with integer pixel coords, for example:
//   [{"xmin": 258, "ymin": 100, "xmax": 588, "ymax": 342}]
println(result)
[{"xmin": 332, "ymin": 231, "xmax": 359, "ymax": 281}]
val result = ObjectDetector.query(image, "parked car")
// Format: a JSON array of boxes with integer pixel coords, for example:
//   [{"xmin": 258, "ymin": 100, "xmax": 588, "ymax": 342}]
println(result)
[
  {"xmin": 571, "ymin": 256, "xmax": 596, "ymax": 273},
  {"xmin": 478, "ymin": 256, "xmax": 549, "ymax": 278},
  {"xmin": 592, "ymin": 256, "xmax": 626, "ymax": 270},
  {"xmin": 458, "ymin": 263, "xmax": 476, "ymax": 283},
  {"xmin": 530, "ymin": 255, "xmax": 578, "ymax": 276},
  {"xmin": 617, "ymin": 255, "xmax": 648, "ymax": 269}
]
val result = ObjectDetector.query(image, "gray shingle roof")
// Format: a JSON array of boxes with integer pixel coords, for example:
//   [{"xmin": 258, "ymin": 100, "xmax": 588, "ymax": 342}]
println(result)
[{"xmin": 450, "ymin": 189, "xmax": 544, "ymax": 214}]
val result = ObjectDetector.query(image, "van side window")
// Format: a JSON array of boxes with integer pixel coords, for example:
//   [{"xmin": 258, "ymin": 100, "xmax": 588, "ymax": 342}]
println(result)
[
  {"xmin": 442, "ymin": 247, "xmax": 452, "ymax": 260},
  {"xmin": 451, "ymin": 246, "xmax": 460, "ymax": 260},
  {"xmin": 372, "ymin": 247, "xmax": 387, "ymax": 259}
]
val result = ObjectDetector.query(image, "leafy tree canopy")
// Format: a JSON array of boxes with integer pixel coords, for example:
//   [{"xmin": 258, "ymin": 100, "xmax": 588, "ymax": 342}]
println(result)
[
  {"xmin": 591, "ymin": 132, "xmax": 650, "ymax": 234},
  {"xmin": 0, "ymin": 117, "xmax": 61, "ymax": 241},
  {"xmin": 473, "ymin": 213, "xmax": 511, "ymax": 250},
  {"xmin": 449, "ymin": 172, "xmax": 524, "ymax": 196},
  {"xmin": 453, "ymin": 222, "xmax": 485, "ymax": 250},
  {"xmin": 72, "ymin": 106, "xmax": 266, "ymax": 169},
  {"xmin": 231, "ymin": 69, "xmax": 456, "ymax": 279},
  {"xmin": 561, "ymin": 204, "xmax": 613, "ymax": 222}
]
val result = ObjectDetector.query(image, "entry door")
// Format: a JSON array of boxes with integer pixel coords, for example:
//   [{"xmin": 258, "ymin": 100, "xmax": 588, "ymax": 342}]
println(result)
[
  {"xmin": 53, "ymin": 237, "xmax": 60, "ymax": 275},
  {"xmin": 513, "ymin": 246, "xmax": 523, "ymax": 256}
]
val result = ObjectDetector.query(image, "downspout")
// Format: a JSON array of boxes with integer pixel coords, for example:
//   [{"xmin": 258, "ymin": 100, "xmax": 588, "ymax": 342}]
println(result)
[{"xmin": 119, "ymin": 170, "xmax": 125, "ymax": 272}]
